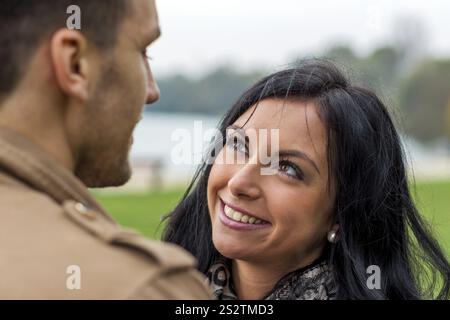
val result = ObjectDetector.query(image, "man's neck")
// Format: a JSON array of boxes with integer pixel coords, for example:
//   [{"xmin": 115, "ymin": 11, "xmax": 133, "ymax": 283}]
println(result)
[{"xmin": 0, "ymin": 95, "xmax": 76, "ymax": 172}]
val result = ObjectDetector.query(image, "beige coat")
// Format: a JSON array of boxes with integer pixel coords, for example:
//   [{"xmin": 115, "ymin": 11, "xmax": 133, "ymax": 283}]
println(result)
[{"xmin": 0, "ymin": 128, "xmax": 212, "ymax": 300}]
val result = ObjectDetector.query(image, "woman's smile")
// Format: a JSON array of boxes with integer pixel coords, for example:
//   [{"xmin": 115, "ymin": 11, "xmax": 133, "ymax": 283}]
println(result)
[{"xmin": 218, "ymin": 197, "xmax": 272, "ymax": 231}]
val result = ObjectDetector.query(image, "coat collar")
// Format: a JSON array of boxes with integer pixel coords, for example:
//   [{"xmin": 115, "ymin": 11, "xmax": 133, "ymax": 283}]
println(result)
[{"xmin": 0, "ymin": 127, "xmax": 115, "ymax": 223}]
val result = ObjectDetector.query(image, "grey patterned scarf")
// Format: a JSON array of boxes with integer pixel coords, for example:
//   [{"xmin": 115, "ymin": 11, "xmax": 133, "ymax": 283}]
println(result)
[{"xmin": 206, "ymin": 256, "xmax": 337, "ymax": 300}]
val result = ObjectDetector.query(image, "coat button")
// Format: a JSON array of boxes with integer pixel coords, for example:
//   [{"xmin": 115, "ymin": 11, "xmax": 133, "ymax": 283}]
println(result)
[{"xmin": 74, "ymin": 202, "xmax": 97, "ymax": 219}]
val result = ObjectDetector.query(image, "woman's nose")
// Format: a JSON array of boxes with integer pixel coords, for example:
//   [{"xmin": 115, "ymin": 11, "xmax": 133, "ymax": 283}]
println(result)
[{"xmin": 227, "ymin": 164, "xmax": 262, "ymax": 200}]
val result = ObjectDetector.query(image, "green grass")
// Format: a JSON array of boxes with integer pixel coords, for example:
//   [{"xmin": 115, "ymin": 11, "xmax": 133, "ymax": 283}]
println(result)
[
  {"xmin": 93, "ymin": 189, "xmax": 185, "ymax": 239},
  {"xmin": 93, "ymin": 180, "xmax": 450, "ymax": 255},
  {"xmin": 412, "ymin": 180, "xmax": 450, "ymax": 254}
]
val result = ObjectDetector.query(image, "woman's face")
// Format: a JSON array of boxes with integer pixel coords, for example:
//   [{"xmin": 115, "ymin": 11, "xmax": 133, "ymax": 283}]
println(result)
[{"xmin": 207, "ymin": 98, "xmax": 336, "ymax": 270}]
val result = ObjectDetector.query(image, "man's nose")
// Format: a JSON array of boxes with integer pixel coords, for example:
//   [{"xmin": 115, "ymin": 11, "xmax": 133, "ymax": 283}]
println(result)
[
  {"xmin": 145, "ymin": 63, "xmax": 160, "ymax": 105},
  {"xmin": 146, "ymin": 76, "xmax": 160, "ymax": 104}
]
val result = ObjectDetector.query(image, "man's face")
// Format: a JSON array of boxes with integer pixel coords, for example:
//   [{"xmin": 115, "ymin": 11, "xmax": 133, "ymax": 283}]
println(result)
[{"xmin": 76, "ymin": 0, "xmax": 160, "ymax": 187}]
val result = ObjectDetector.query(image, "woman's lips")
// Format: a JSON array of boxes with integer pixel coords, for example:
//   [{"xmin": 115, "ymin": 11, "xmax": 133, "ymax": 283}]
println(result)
[{"xmin": 218, "ymin": 198, "xmax": 271, "ymax": 231}]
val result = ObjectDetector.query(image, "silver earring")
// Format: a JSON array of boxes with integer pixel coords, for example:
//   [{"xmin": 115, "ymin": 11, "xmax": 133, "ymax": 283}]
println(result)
[{"xmin": 327, "ymin": 230, "xmax": 337, "ymax": 243}]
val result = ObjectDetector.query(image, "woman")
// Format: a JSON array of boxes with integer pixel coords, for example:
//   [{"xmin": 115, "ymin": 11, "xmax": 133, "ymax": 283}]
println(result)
[{"xmin": 163, "ymin": 60, "xmax": 450, "ymax": 300}]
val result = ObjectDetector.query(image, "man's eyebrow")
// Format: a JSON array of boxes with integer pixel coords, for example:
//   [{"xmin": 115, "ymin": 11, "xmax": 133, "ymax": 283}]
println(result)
[
  {"xmin": 279, "ymin": 149, "xmax": 320, "ymax": 174},
  {"xmin": 149, "ymin": 26, "xmax": 161, "ymax": 42},
  {"xmin": 144, "ymin": 25, "xmax": 161, "ymax": 45}
]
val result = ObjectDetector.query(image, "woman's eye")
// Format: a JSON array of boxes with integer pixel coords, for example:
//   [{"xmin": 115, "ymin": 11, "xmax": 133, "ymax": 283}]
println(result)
[{"xmin": 279, "ymin": 161, "xmax": 303, "ymax": 180}]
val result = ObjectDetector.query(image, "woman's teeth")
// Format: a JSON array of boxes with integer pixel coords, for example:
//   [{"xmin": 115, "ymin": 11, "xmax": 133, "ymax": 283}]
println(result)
[{"xmin": 224, "ymin": 205, "xmax": 265, "ymax": 224}]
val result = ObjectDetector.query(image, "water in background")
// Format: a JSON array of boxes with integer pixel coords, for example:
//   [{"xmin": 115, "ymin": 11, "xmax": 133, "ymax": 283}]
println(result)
[
  {"xmin": 127, "ymin": 111, "xmax": 220, "ymax": 190},
  {"xmin": 117, "ymin": 111, "xmax": 450, "ymax": 191}
]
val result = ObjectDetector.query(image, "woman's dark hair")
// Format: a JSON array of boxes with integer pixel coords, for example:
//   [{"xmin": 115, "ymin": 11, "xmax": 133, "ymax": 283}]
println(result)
[{"xmin": 162, "ymin": 59, "xmax": 450, "ymax": 299}]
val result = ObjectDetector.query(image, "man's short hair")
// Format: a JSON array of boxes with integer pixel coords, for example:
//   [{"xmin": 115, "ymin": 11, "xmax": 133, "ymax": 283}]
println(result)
[{"xmin": 0, "ymin": 0, "xmax": 129, "ymax": 99}]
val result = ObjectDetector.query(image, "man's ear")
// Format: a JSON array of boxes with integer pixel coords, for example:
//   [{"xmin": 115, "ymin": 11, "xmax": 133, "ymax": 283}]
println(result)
[{"xmin": 50, "ymin": 29, "xmax": 91, "ymax": 102}]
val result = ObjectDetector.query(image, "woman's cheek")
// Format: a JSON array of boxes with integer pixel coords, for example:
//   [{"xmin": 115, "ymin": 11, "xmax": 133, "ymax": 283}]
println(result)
[{"xmin": 268, "ymin": 187, "xmax": 321, "ymax": 233}]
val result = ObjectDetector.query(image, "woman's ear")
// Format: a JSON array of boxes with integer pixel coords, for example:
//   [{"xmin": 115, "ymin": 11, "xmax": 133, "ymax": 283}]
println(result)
[{"xmin": 50, "ymin": 29, "xmax": 90, "ymax": 102}]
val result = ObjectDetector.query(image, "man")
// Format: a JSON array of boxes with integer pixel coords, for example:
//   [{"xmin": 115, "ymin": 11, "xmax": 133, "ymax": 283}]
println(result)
[{"xmin": 0, "ymin": 0, "xmax": 212, "ymax": 299}]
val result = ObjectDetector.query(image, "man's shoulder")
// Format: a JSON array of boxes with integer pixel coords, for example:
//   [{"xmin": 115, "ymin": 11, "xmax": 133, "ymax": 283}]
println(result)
[
  {"xmin": 0, "ymin": 173, "xmax": 211, "ymax": 299},
  {"xmin": 0, "ymin": 172, "xmax": 190, "ymax": 262}
]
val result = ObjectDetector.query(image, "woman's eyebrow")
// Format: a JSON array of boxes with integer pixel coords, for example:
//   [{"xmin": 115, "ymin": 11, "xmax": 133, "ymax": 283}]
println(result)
[
  {"xmin": 279, "ymin": 149, "xmax": 321, "ymax": 174},
  {"xmin": 226, "ymin": 125, "xmax": 248, "ymax": 146}
]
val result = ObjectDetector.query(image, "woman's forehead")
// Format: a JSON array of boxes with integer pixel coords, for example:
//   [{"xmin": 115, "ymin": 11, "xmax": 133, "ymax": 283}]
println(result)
[{"xmin": 234, "ymin": 99, "xmax": 327, "ymax": 147}]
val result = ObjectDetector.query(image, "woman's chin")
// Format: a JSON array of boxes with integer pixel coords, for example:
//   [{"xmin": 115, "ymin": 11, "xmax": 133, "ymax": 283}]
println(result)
[{"xmin": 213, "ymin": 235, "xmax": 254, "ymax": 260}]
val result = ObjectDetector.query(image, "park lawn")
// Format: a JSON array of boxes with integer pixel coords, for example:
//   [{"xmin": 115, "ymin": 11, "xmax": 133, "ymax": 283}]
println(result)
[
  {"xmin": 412, "ymin": 180, "xmax": 450, "ymax": 254},
  {"xmin": 93, "ymin": 189, "xmax": 185, "ymax": 239},
  {"xmin": 93, "ymin": 180, "xmax": 450, "ymax": 255}
]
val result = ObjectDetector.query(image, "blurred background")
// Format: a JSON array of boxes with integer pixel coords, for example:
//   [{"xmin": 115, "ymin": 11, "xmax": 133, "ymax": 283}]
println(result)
[{"xmin": 93, "ymin": 0, "xmax": 450, "ymax": 253}]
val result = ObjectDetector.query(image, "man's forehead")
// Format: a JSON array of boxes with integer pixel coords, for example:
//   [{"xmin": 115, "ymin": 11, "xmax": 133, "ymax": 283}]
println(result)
[{"xmin": 129, "ymin": 0, "xmax": 160, "ymax": 39}]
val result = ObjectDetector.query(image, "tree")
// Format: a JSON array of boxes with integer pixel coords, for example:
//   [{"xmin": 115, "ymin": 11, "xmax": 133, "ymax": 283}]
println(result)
[{"xmin": 399, "ymin": 59, "xmax": 450, "ymax": 142}]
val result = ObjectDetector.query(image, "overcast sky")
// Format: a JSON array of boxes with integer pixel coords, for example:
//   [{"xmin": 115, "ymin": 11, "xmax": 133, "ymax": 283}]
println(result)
[{"xmin": 150, "ymin": 0, "xmax": 450, "ymax": 77}]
